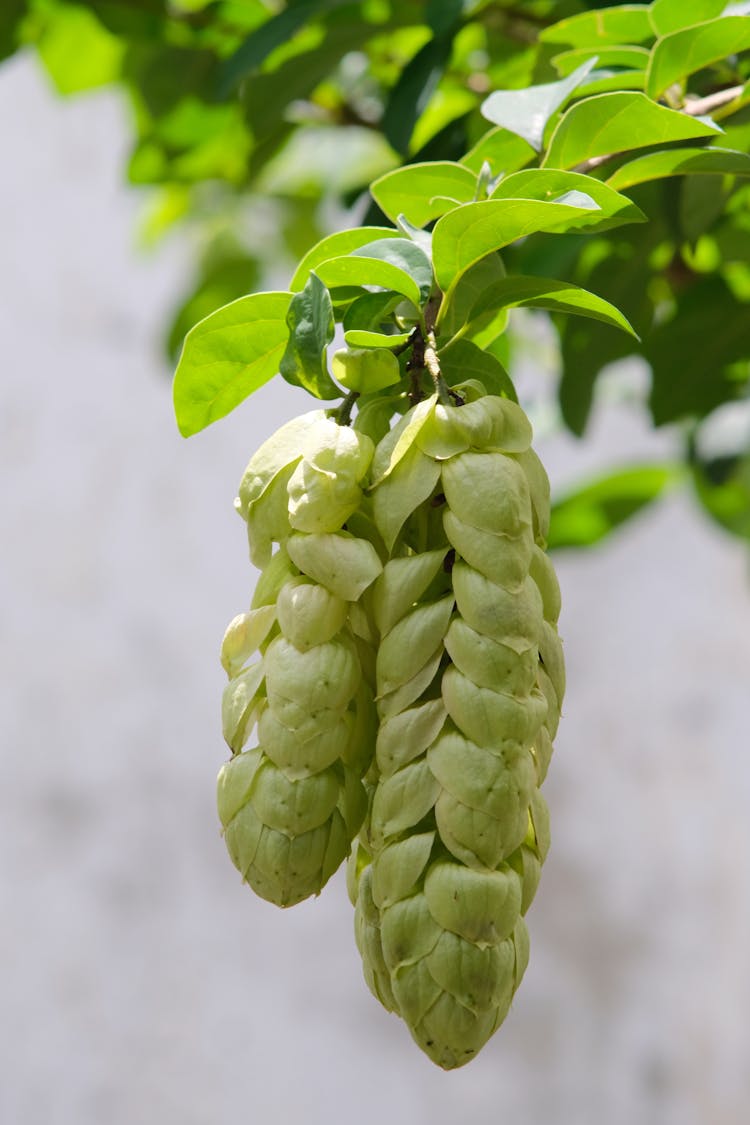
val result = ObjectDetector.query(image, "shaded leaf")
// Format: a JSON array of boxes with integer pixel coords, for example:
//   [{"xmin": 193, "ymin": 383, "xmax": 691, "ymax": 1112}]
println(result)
[
  {"xmin": 548, "ymin": 464, "xmax": 681, "ymax": 549},
  {"xmin": 552, "ymin": 46, "xmax": 650, "ymax": 77},
  {"xmin": 343, "ymin": 292, "xmax": 402, "ymax": 332},
  {"xmin": 646, "ymin": 276, "xmax": 750, "ymax": 424},
  {"xmin": 539, "ymin": 5, "xmax": 655, "ymax": 48},
  {"xmin": 544, "ymin": 92, "xmax": 722, "ymax": 170},
  {"xmin": 436, "ymin": 253, "xmax": 506, "ymax": 337},
  {"xmin": 173, "ymin": 292, "xmax": 291, "ymax": 436},
  {"xmin": 646, "ymin": 17, "xmax": 750, "ymax": 99},
  {"xmin": 279, "ymin": 273, "xmax": 339, "ymax": 399},
  {"xmin": 370, "ymin": 161, "xmax": 477, "ymax": 227},
  {"xmin": 352, "ymin": 238, "xmax": 433, "ymax": 303},
  {"xmin": 0, "ymin": 0, "xmax": 26, "ymax": 63},
  {"xmin": 692, "ymin": 448, "xmax": 750, "ymax": 539},
  {"xmin": 383, "ymin": 33, "xmax": 454, "ymax": 154},
  {"xmin": 438, "ymin": 338, "xmax": 518, "ymax": 400},
  {"xmin": 481, "ymin": 58, "xmax": 599, "ymax": 152}
]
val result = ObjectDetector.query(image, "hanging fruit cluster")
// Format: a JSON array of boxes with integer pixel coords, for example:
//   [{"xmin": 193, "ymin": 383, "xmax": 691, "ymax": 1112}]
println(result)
[{"xmin": 216, "ymin": 313, "xmax": 565, "ymax": 1067}]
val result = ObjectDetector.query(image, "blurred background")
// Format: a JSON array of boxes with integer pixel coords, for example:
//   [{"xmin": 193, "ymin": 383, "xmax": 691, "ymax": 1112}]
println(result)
[{"xmin": 2, "ymin": 8, "xmax": 750, "ymax": 1124}]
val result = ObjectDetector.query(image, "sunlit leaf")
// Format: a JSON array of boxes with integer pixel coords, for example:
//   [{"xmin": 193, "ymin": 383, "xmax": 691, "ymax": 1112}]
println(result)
[
  {"xmin": 490, "ymin": 168, "xmax": 646, "ymax": 231},
  {"xmin": 461, "ymin": 276, "xmax": 638, "ymax": 340},
  {"xmin": 544, "ymin": 92, "xmax": 722, "ymax": 170},
  {"xmin": 173, "ymin": 292, "xmax": 291, "ymax": 436},
  {"xmin": 481, "ymin": 58, "xmax": 599, "ymax": 152},
  {"xmin": 290, "ymin": 228, "xmax": 396, "ymax": 291},
  {"xmin": 314, "ymin": 255, "xmax": 422, "ymax": 309},
  {"xmin": 649, "ymin": 0, "xmax": 726, "ymax": 35},
  {"xmin": 646, "ymin": 17, "xmax": 750, "ymax": 99},
  {"xmin": 606, "ymin": 145, "xmax": 750, "ymax": 188},
  {"xmin": 548, "ymin": 464, "xmax": 681, "ymax": 549},
  {"xmin": 370, "ymin": 161, "xmax": 477, "ymax": 226},
  {"xmin": 540, "ymin": 5, "xmax": 655, "ymax": 48}
]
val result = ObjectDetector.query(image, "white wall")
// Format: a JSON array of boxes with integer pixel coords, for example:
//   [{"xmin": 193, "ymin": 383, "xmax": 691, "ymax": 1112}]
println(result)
[{"xmin": 1, "ymin": 54, "xmax": 748, "ymax": 1125}]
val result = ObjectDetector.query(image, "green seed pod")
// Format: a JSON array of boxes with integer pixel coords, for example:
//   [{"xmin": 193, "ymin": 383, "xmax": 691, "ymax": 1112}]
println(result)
[
  {"xmin": 350, "ymin": 390, "xmax": 565, "ymax": 1069},
  {"xmin": 218, "ymin": 412, "xmax": 383, "ymax": 907}
]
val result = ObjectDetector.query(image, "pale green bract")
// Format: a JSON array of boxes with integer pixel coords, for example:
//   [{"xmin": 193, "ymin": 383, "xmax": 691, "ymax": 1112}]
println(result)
[
  {"xmin": 217, "ymin": 413, "xmax": 382, "ymax": 907},
  {"xmin": 347, "ymin": 390, "xmax": 565, "ymax": 1069}
]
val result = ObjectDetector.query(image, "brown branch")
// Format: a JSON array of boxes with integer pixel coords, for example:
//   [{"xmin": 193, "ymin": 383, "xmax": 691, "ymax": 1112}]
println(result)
[{"xmin": 682, "ymin": 84, "xmax": 745, "ymax": 118}]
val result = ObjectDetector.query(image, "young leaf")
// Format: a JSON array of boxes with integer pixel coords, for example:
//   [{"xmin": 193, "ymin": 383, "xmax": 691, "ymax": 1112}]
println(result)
[
  {"xmin": 438, "ymin": 338, "xmax": 518, "ymax": 401},
  {"xmin": 173, "ymin": 292, "xmax": 291, "ymax": 437},
  {"xmin": 351, "ymin": 238, "xmax": 433, "ymax": 303},
  {"xmin": 490, "ymin": 168, "xmax": 646, "ymax": 231},
  {"xmin": 370, "ymin": 162, "xmax": 477, "ymax": 227},
  {"xmin": 539, "ymin": 5, "xmax": 655, "ymax": 48},
  {"xmin": 462, "ymin": 276, "xmax": 638, "ymax": 339},
  {"xmin": 290, "ymin": 227, "xmax": 396, "ymax": 291},
  {"xmin": 344, "ymin": 329, "xmax": 412, "ymax": 348},
  {"xmin": 314, "ymin": 255, "xmax": 423, "ymax": 309},
  {"xmin": 480, "ymin": 58, "xmax": 599, "ymax": 152},
  {"xmin": 543, "ymin": 92, "xmax": 722, "ymax": 170},
  {"xmin": 606, "ymin": 145, "xmax": 750, "ymax": 189},
  {"xmin": 547, "ymin": 464, "xmax": 680, "ymax": 549},
  {"xmin": 279, "ymin": 273, "xmax": 339, "ymax": 400},
  {"xmin": 431, "ymin": 197, "xmax": 603, "ymax": 295},
  {"xmin": 649, "ymin": 0, "xmax": 726, "ymax": 36},
  {"xmin": 646, "ymin": 17, "xmax": 750, "ymax": 99}
]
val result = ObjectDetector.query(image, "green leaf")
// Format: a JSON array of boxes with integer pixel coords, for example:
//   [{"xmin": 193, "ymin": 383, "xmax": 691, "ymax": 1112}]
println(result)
[
  {"xmin": 646, "ymin": 276, "xmax": 750, "ymax": 424},
  {"xmin": 490, "ymin": 168, "xmax": 646, "ymax": 231},
  {"xmin": 649, "ymin": 0, "xmax": 726, "ymax": 36},
  {"xmin": 218, "ymin": 1, "xmax": 350, "ymax": 94},
  {"xmin": 370, "ymin": 162, "xmax": 478, "ymax": 227},
  {"xmin": 548, "ymin": 464, "xmax": 681, "ymax": 549},
  {"xmin": 431, "ymin": 198, "xmax": 604, "ymax": 295},
  {"xmin": 383, "ymin": 33, "xmax": 454, "ymax": 154},
  {"xmin": 436, "ymin": 253, "xmax": 506, "ymax": 336},
  {"xmin": 351, "ymin": 238, "xmax": 433, "ymax": 303},
  {"xmin": 692, "ymin": 446, "xmax": 750, "ymax": 540},
  {"xmin": 606, "ymin": 145, "xmax": 750, "ymax": 188},
  {"xmin": 540, "ymin": 5, "xmax": 655, "ymax": 48},
  {"xmin": 480, "ymin": 58, "xmax": 599, "ymax": 152},
  {"xmin": 36, "ymin": 3, "xmax": 125, "ymax": 94},
  {"xmin": 342, "ymin": 292, "xmax": 402, "ymax": 332},
  {"xmin": 426, "ymin": 0, "xmax": 464, "ymax": 36},
  {"xmin": 166, "ymin": 251, "xmax": 260, "ymax": 362},
  {"xmin": 646, "ymin": 17, "xmax": 750, "ymax": 99},
  {"xmin": 0, "ymin": 0, "xmax": 26, "ymax": 63},
  {"xmin": 279, "ymin": 273, "xmax": 339, "ymax": 400},
  {"xmin": 173, "ymin": 292, "xmax": 291, "ymax": 437},
  {"xmin": 552, "ymin": 46, "xmax": 650, "ymax": 77},
  {"xmin": 461, "ymin": 128, "xmax": 535, "ymax": 175},
  {"xmin": 462, "ymin": 276, "xmax": 638, "ymax": 340},
  {"xmin": 437, "ymin": 339, "xmax": 518, "ymax": 401},
  {"xmin": 314, "ymin": 256, "xmax": 422, "ymax": 309},
  {"xmin": 575, "ymin": 69, "xmax": 648, "ymax": 96},
  {"xmin": 290, "ymin": 228, "xmax": 396, "ymax": 292},
  {"xmin": 344, "ymin": 329, "xmax": 412, "ymax": 348},
  {"xmin": 544, "ymin": 92, "xmax": 722, "ymax": 170}
]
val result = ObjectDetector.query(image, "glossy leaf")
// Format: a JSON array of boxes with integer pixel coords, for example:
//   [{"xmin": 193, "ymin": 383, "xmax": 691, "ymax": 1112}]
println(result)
[
  {"xmin": 344, "ymin": 329, "xmax": 412, "ymax": 348},
  {"xmin": 490, "ymin": 168, "xmax": 646, "ymax": 232},
  {"xmin": 279, "ymin": 273, "xmax": 339, "ymax": 399},
  {"xmin": 607, "ymin": 145, "xmax": 750, "ymax": 188},
  {"xmin": 314, "ymin": 256, "xmax": 423, "ymax": 309},
  {"xmin": 649, "ymin": 0, "xmax": 726, "ymax": 35},
  {"xmin": 431, "ymin": 198, "xmax": 603, "ymax": 295},
  {"xmin": 173, "ymin": 292, "xmax": 291, "ymax": 436},
  {"xmin": 290, "ymin": 228, "xmax": 396, "ymax": 291},
  {"xmin": 480, "ymin": 59, "xmax": 598, "ymax": 152},
  {"xmin": 548, "ymin": 465, "xmax": 681, "ymax": 549},
  {"xmin": 461, "ymin": 276, "xmax": 638, "ymax": 341},
  {"xmin": 544, "ymin": 92, "xmax": 722, "ymax": 170},
  {"xmin": 540, "ymin": 5, "xmax": 654, "ymax": 48},
  {"xmin": 575, "ymin": 69, "xmax": 647, "ymax": 96},
  {"xmin": 436, "ymin": 253, "xmax": 506, "ymax": 336},
  {"xmin": 646, "ymin": 17, "xmax": 750, "ymax": 99},
  {"xmin": 370, "ymin": 162, "xmax": 478, "ymax": 227}
]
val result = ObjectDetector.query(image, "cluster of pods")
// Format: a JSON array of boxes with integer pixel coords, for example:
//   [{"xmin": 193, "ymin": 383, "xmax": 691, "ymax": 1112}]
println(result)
[{"xmin": 217, "ymin": 384, "xmax": 564, "ymax": 1069}]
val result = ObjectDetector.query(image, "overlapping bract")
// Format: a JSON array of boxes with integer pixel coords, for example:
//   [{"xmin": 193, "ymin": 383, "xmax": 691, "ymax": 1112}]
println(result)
[
  {"xmin": 217, "ymin": 413, "xmax": 382, "ymax": 907},
  {"xmin": 347, "ymin": 390, "xmax": 565, "ymax": 1068},
  {"xmin": 217, "ymin": 391, "xmax": 564, "ymax": 1066}
]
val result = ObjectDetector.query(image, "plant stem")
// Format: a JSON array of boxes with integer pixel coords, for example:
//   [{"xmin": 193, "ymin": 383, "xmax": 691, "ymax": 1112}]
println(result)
[{"xmin": 337, "ymin": 390, "xmax": 359, "ymax": 426}]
